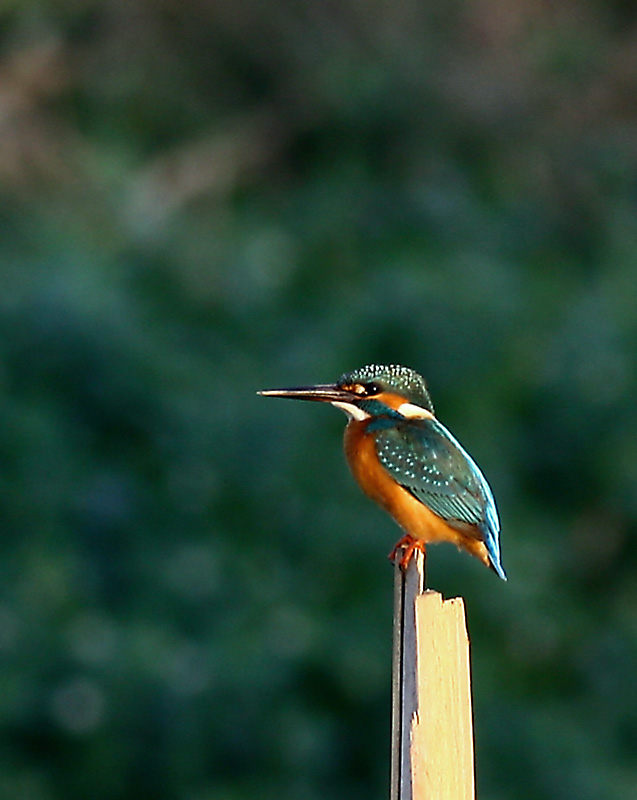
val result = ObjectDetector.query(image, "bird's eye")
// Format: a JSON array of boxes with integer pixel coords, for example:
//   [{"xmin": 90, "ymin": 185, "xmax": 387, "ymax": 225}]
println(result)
[
  {"xmin": 361, "ymin": 382, "xmax": 382, "ymax": 396},
  {"xmin": 343, "ymin": 382, "xmax": 382, "ymax": 397}
]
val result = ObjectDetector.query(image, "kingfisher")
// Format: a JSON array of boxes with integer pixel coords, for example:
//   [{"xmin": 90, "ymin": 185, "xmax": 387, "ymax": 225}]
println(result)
[{"xmin": 259, "ymin": 365, "xmax": 506, "ymax": 579}]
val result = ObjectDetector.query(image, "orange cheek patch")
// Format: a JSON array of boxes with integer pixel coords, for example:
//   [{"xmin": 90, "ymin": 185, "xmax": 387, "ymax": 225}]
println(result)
[{"xmin": 374, "ymin": 393, "xmax": 433, "ymax": 419}]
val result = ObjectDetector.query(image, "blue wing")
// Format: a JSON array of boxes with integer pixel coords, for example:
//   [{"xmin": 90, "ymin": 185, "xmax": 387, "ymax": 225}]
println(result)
[{"xmin": 373, "ymin": 416, "xmax": 506, "ymax": 579}]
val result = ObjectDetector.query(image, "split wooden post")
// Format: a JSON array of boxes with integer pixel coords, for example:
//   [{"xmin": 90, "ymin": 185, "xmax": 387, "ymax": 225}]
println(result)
[{"xmin": 390, "ymin": 553, "xmax": 475, "ymax": 800}]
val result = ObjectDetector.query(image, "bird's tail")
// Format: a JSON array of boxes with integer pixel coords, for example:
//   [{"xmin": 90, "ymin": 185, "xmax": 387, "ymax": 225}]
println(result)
[{"xmin": 489, "ymin": 555, "xmax": 508, "ymax": 581}]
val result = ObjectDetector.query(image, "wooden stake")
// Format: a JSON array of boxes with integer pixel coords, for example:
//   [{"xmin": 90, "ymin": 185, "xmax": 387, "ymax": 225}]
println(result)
[{"xmin": 390, "ymin": 554, "xmax": 475, "ymax": 800}]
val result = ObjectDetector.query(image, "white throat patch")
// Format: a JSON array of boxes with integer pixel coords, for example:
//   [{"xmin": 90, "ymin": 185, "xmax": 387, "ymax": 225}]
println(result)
[{"xmin": 330, "ymin": 401, "xmax": 370, "ymax": 421}]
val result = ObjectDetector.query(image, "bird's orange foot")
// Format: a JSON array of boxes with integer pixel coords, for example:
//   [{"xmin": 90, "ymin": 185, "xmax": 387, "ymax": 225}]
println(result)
[{"xmin": 388, "ymin": 535, "xmax": 426, "ymax": 571}]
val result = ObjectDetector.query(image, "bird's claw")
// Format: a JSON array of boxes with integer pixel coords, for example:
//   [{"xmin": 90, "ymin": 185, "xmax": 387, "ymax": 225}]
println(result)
[{"xmin": 388, "ymin": 535, "xmax": 426, "ymax": 571}]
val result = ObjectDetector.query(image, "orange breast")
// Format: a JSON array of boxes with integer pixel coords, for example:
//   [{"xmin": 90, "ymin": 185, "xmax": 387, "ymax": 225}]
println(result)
[{"xmin": 343, "ymin": 420, "xmax": 491, "ymax": 568}]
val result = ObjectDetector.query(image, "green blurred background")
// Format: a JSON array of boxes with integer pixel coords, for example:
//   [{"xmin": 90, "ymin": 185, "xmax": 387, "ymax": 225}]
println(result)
[{"xmin": 1, "ymin": 2, "xmax": 637, "ymax": 798}]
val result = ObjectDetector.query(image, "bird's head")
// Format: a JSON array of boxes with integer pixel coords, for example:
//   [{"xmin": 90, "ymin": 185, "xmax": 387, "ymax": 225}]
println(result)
[{"xmin": 258, "ymin": 364, "xmax": 434, "ymax": 421}]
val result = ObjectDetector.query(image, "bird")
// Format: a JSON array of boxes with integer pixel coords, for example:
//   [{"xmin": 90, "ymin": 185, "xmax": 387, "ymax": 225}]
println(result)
[{"xmin": 258, "ymin": 364, "xmax": 506, "ymax": 580}]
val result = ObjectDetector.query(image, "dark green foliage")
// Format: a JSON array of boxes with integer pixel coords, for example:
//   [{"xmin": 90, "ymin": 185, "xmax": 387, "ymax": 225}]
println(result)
[{"xmin": 0, "ymin": 2, "xmax": 637, "ymax": 798}]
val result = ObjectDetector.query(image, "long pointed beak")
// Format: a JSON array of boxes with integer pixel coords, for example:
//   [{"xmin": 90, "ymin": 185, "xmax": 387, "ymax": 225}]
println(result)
[{"xmin": 257, "ymin": 383, "xmax": 356, "ymax": 403}]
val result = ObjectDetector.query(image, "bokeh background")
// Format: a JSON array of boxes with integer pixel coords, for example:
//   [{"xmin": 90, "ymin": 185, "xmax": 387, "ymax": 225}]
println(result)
[{"xmin": 1, "ymin": 2, "xmax": 637, "ymax": 798}]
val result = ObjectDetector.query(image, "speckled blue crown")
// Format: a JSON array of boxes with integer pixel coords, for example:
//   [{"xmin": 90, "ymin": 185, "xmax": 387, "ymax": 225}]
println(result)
[{"xmin": 339, "ymin": 364, "xmax": 434, "ymax": 411}]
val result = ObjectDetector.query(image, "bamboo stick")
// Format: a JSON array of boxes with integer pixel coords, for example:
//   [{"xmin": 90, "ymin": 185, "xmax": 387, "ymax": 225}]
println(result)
[{"xmin": 391, "ymin": 554, "xmax": 475, "ymax": 800}]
